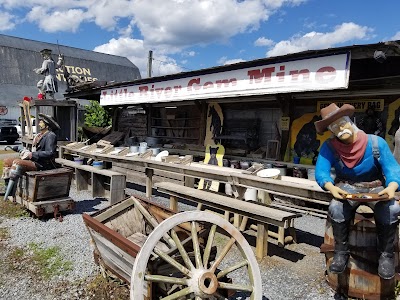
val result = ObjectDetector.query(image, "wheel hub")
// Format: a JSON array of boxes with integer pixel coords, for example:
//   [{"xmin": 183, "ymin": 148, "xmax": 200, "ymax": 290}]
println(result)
[
  {"xmin": 198, "ymin": 271, "xmax": 219, "ymax": 294},
  {"xmin": 188, "ymin": 268, "xmax": 219, "ymax": 297}
]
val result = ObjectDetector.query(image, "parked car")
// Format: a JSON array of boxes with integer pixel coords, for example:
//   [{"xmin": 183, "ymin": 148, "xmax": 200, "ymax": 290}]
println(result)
[
  {"xmin": 0, "ymin": 119, "xmax": 19, "ymax": 144},
  {"xmin": 16, "ymin": 118, "xmax": 37, "ymax": 137}
]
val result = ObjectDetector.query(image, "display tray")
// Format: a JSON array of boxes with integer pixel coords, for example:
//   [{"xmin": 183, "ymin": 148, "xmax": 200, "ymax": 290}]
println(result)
[{"xmin": 344, "ymin": 193, "xmax": 389, "ymax": 202}]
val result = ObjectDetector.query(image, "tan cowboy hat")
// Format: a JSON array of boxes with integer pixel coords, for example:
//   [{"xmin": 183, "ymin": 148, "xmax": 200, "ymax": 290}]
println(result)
[
  {"xmin": 314, "ymin": 103, "xmax": 355, "ymax": 134},
  {"xmin": 38, "ymin": 113, "xmax": 60, "ymax": 131}
]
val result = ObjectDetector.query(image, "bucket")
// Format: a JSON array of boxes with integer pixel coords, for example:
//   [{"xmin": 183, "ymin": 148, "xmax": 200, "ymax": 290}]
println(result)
[
  {"xmin": 244, "ymin": 188, "xmax": 257, "ymax": 201},
  {"xmin": 307, "ymin": 168, "xmax": 315, "ymax": 180},
  {"xmin": 321, "ymin": 214, "xmax": 399, "ymax": 299},
  {"xmin": 273, "ymin": 163, "xmax": 287, "ymax": 176},
  {"xmin": 293, "ymin": 157, "xmax": 300, "ymax": 164},
  {"xmin": 149, "ymin": 148, "xmax": 160, "ymax": 156},
  {"xmin": 93, "ymin": 161, "xmax": 103, "ymax": 170},
  {"xmin": 293, "ymin": 167, "xmax": 306, "ymax": 178},
  {"xmin": 139, "ymin": 146, "xmax": 148, "ymax": 153},
  {"xmin": 73, "ymin": 157, "xmax": 84, "ymax": 165},
  {"xmin": 225, "ymin": 183, "xmax": 233, "ymax": 196},
  {"xmin": 130, "ymin": 145, "xmax": 139, "ymax": 153}
]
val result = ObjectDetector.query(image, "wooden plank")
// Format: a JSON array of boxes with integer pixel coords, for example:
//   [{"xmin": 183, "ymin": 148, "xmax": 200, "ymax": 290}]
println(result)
[
  {"xmin": 112, "ymin": 163, "xmax": 185, "ymax": 181},
  {"xmin": 155, "ymin": 182, "xmax": 300, "ymax": 227},
  {"xmin": 92, "ymin": 173, "xmax": 106, "ymax": 198},
  {"xmin": 76, "ymin": 169, "xmax": 89, "ymax": 191},
  {"xmin": 95, "ymin": 197, "xmax": 135, "ymax": 223},
  {"xmin": 55, "ymin": 158, "xmax": 123, "ymax": 176},
  {"xmin": 109, "ymin": 174, "xmax": 126, "ymax": 205}
]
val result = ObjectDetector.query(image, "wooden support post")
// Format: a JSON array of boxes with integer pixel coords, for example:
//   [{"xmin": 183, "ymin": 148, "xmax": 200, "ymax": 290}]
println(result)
[
  {"xmin": 145, "ymin": 168, "xmax": 154, "ymax": 198},
  {"xmin": 169, "ymin": 195, "xmax": 178, "ymax": 212},
  {"xmin": 184, "ymin": 176, "xmax": 195, "ymax": 188},
  {"xmin": 109, "ymin": 174, "xmax": 126, "ymax": 205},
  {"xmin": 288, "ymin": 219, "xmax": 297, "ymax": 244},
  {"xmin": 278, "ymin": 226, "xmax": 285, "ymax": 247},
  {"xmin": 256, "ymin": 223, "xmax": 268, "ymax": 261},
  {"xmin": 92, "ymin": 173, "xmax": 106, "ymax": 198},
  {"xmin": 76, "ymin": 169, "xmax": 89, "ymax": 191},
  {"xmin": 232, "ymin": 185, "xmax": 246, "ymax": 228}
]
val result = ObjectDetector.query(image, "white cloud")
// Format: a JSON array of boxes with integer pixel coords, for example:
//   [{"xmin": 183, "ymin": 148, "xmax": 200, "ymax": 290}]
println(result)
[
  {"xmin": 254, "ymin": 37, "xmax": 274, "ymax": 47},
  {"xmin": 218, "ymin": 56, "xmax": 246, "ymax": 65},
  {"xmin": 0, "ymin": 11, "xmax": 16, "ymax": 30},
  {"xmin": 26, "ymin": 7, "xmax": 86, "ymax": 32},
  {"xmin": 391, "ymin": 32, "xmax": 400, "ymax": 40},
  {"xmin": 266, "ymin": 22, "xmax": 373, "ymax": 57},
  {"xmin": 129, "ymin": 0, "xmax": 270, "ymax": 48},
  {"xmin": 93, "ymin": 37, "xmax": 183, "ymax": 78}
]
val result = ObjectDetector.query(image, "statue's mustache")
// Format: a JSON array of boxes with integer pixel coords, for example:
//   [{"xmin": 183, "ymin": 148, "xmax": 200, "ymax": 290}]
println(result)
[{"xmin": 337, "ymin": 129, "xmax": 352, "ymax": 138}]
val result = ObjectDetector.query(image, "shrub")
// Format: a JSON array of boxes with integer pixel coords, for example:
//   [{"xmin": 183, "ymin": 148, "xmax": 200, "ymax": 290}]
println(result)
[{"xmin": 84, "ymin": 100, "xmax": 111, "ymax": 128}]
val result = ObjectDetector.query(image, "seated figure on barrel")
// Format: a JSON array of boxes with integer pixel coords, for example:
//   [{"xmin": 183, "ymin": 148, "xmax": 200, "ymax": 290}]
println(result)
[
  {"xmin": 314, "ymin": 103, "xmax": 400, "ymax": 280},
  {"xmin": 2, "ymin": 113, "xmax": 60, "ymax": 201}
]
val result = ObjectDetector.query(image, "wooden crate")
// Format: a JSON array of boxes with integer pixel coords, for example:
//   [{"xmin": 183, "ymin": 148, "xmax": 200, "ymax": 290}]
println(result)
[{"xmin": 19, "ymin": 168, "xmax": 73, "ymax": 202}]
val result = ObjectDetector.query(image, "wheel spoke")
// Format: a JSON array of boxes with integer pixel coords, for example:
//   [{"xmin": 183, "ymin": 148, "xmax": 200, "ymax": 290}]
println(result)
[
  {"xmin": 216, "ymin": 260, "xmax": 249, "ymax": 279},
  {"xmin": 191, "ymin": 221, "xmax": 203, "ymax": 269},
  {"xmin": 203, "ymin": 224, "xmax": 217, "ymax": 268},
  {"xmin": 160, "ymin": 286, "xmax": 192, "ymax": 300},
  {"xmin": 218, "ymin": 281, "xmax": 253, "ymax": 292},
  {"xmin": 144, "ymin": 274, "xmax": 188, "ymax": 285},
  {"xmin": 210, "ymin": 237, "xmax": 236, "ymax": 272},
  {"xmin": 170, "ymin": 229, "xmax": 195, "ymax": 270},
  {"xmin": 154, "ymin": 248, "xmax": 192, "ymax": 277}
]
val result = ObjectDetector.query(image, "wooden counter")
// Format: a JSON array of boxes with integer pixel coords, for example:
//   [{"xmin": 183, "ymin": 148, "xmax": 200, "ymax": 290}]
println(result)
[{"xmin": 60, "ymin": 146, "xmax": 330, "ymax": 205}]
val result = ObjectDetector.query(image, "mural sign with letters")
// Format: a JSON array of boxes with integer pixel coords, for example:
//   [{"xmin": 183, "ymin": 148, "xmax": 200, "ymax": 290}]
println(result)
[
  {"xmin": 317, "ymin": 99, "xmax": 384, "ymax": 112},
  {"xmin": 101, "ymin": 53, "xmax": 351, "ymax": 105}
]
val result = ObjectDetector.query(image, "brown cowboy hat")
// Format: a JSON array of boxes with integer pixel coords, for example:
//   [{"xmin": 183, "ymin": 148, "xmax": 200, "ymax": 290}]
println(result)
[
  {"xmin": 39, "ymin": 48, "xmax": 52, "ymax": 55},
  {"xmin": 38, "ymin": 113, "xmax": 60, "ymax": 131},
  {"xmin": 314, "ymin": 103, "xmax": 355, "ymax": 134}
]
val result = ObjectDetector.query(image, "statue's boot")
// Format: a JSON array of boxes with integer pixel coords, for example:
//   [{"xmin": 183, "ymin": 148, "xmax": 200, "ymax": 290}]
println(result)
[
  {"xmin": 329, "ymin": 220, "xmax": 350, "ymax": 274},
  {"xmin": 376, "ymin": 222, "xmax": 398, "ymax": 280},
  {"xmin": 4, "ymin": 165, "xmax": 24, "ymax": 201}
]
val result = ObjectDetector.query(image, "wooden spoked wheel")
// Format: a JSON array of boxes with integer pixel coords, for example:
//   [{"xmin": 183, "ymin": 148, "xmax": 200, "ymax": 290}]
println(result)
[{"xmin": 130, "ymin": 210, "xmax": 262, "ymax": 299}]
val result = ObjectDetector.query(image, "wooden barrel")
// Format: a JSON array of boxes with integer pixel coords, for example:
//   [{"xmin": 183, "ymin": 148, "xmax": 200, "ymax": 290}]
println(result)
[{"xmin": 320, "ymin": 212, "xmax": 399, "ymax": 300}]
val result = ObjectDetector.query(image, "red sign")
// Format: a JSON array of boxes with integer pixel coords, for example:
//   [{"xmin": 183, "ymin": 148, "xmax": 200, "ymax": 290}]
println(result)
[{"xmin": 0, "ymin": 106, "xmax": 8, "ymax": 115}]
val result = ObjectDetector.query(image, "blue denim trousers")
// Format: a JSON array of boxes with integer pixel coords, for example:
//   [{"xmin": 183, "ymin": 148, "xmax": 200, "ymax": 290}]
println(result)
[{"xmin": 328, "ymin": 182, "xmax": 400, "ymax": 225}]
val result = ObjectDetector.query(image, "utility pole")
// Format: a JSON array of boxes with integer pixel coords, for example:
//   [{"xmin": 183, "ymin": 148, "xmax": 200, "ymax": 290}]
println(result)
[{"xmin": 147, "ymin": 50, "xmax": 153, "ymax": 78}]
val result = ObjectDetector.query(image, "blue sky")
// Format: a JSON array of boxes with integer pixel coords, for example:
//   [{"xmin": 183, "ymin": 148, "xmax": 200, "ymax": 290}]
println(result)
[{"xmin": 1, "ymin": 0, "xmax": 399, "ymax": 78}]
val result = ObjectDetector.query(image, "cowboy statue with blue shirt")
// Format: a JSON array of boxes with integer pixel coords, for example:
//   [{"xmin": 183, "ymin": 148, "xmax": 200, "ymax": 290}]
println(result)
[{"xmin": 314, "ymin": 103, "xmax": 400, "ymax": 280}]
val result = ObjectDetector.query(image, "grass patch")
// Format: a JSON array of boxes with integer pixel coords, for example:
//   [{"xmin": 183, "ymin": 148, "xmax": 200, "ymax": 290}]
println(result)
[
  {"xmin": 4, "ymin": 243, "xmax": 73, "ymax": 280},
  {"xmin": 28, "ymin": 242, "xmax": 73, "ymax": 279},
  {"xmin": 0, "ymin": 201, "xmax": 29, "ymax": 218},
  {"xmin": 0, "ymin": 150, "xmax": 13, "ymax": 155},
  {"xmin": 85, "ymin": 274, "xmax": 130, "ymax": 300}
]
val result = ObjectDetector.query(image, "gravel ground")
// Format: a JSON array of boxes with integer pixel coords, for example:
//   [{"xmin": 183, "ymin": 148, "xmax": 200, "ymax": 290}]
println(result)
[{"xmin": 0, "ymin": 181, "xmax": 339, "ymax": 300}]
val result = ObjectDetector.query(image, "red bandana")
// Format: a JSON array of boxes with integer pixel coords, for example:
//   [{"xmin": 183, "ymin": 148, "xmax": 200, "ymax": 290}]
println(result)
[{"xmin": 330, "ymin": 130, "xmax": 368, "ymax": 168}]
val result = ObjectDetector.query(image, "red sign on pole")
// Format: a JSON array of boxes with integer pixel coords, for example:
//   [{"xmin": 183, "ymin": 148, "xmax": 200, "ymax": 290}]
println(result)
[{"xmin": 0, "ymin": 106, "xmax": 8, "ymax": 115}]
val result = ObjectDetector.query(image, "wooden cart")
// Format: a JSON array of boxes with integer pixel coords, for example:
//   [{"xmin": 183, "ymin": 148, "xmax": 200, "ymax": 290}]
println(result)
[
  {"xmin": 15, "ymin": 168, "xmax": 75, "ymax": 221},
  {"xmin": 83, "ymin": 196, "xmax": 262, "ymax": 299}
]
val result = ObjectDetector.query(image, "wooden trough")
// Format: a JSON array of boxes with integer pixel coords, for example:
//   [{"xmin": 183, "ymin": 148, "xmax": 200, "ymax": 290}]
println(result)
[{"xmin": 83, "ymin": 196, "xmax": 262, "ymax": 299}]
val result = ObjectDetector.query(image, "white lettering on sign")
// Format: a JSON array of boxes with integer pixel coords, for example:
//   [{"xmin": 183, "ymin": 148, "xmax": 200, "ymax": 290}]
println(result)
[{"xmin": 101, "ymin": 53, "xmax": 350, "ymax": 106}]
